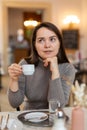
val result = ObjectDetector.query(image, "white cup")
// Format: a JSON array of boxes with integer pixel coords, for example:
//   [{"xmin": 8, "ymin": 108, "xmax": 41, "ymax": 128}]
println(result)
[{"xmin": 22, "ymin": 64, "xmax": 35, "ymax": 75}]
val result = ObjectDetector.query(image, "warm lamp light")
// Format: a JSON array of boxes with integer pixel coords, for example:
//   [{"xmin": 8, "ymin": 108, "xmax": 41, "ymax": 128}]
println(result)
[
  {"xmin": 63, "ymin": 15, "xmax": 80, "ymax": 25},
  {"xmin": 24, "ymin": 20, "xmax": 40, "ymax": 27}
]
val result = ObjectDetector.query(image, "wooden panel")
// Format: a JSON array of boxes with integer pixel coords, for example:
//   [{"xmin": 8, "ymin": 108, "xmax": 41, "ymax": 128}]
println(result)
[
  {"xmin": 23, "ymin": 12, "xmax": 42, "ymax": 41},
  {"xmin": 23, "ymin": 12, "xmax": 42, "ymax": 21},
  {"xmin": 14, "ymin": 48, "xmax": 28, "ymax": 63}
]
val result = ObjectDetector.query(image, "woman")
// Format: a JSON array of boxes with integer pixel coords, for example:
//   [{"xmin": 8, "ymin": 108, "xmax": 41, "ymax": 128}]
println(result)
[{"xmin": 8, "ymin": 22, "xmax": 76, "ymax": 110}]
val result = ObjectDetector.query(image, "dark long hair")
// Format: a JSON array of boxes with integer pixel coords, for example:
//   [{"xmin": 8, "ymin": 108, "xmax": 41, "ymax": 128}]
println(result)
[{"xmin": 25, "ymin": 22, "xmax": 69, "ymax": 65}]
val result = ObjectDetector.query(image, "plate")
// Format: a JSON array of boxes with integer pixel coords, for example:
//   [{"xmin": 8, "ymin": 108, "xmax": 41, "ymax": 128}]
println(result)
[
  {"xmin": 17, "ymin": 110, "xmax": 53, "ymax": 127},
  {"xmin": 24, "ymin": 112, "xmax": 48, "ymax": 123}
]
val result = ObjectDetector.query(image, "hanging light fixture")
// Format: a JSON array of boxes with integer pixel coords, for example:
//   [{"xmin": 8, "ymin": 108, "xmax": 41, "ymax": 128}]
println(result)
[
  {"xmin": 63, "ymin": 15, "xmax": 80, "ymax": 25},
  {"xmin": 24, "ymin": 20, "xmax": 40, "ymax": 27},
  {"xmin": 63, "ymin": 15, "xmax": 80, "ymax": 29}
]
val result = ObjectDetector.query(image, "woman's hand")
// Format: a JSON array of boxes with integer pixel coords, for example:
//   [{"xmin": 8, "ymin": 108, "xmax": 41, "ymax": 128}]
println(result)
[
  {"xmin": 8, "ymin": 63, "xmax": 22, "ymax": 81},
  {"xmin": 43, "ymin": 57, "xmax": 60, "ymax": 79}
]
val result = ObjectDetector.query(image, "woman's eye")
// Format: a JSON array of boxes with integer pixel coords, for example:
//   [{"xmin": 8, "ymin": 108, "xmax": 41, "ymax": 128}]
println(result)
[
  {"xmin": 50, "ymin": 37, "xmax": 56, "ymax": 42},
  {"xmin": 37, "ymin": 38, "xmax": 45, "ymax": 43}
]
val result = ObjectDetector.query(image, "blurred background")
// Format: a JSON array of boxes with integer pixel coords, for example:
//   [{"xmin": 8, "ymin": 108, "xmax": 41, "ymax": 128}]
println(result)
[{"xmin": 0, "ymin": 0, "xmax": 87, "ymax": 111}]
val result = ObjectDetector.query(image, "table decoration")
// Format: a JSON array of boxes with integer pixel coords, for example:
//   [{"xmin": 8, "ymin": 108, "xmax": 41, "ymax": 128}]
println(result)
[
  {"xmin": 71, "ymin": 106, "xmax": 84, "ymax": 130},
  {"xmin": 71, "ymin": 80, "xmax": 86, "ymax": 130},
  {"xmin": 72, "ymin": 80, "xmax": 87, "ymax": 107}
]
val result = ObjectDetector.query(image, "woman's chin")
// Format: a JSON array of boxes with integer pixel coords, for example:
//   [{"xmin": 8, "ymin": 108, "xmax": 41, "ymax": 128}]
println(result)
[
  {"xmin": 44, "ymin": 55, "xmax": 55, "ymax": 59},
  {"xmin": 40, "ymin": 54, "xmax": 56, "ymax": 59}
]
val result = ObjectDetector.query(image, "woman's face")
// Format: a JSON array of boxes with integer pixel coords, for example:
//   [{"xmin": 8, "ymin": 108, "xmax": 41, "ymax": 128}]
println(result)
[{"xmin": 35, "ymin": 27, "xmax": 60, "ymax": 59}]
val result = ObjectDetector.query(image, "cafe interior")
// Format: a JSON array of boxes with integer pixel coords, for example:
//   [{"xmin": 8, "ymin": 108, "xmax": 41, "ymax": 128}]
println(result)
[{"xmin": 0, "ymin": 0, "xmax": 87, "ymax": 129}]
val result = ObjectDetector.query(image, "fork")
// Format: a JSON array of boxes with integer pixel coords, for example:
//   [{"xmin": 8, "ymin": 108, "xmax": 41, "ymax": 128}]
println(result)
[
  {"xmin": 3, "ymin": 114, "xmax": 9, "ymax": 130},
  {"xmin": 0, "ymin": 115, "xmax": 3, "ymax": 130}
]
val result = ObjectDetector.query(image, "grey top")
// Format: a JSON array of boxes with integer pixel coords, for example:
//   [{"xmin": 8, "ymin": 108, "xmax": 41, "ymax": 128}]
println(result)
[{"xmin": 8, "ymin": 59, "xmax": 76, "ymax": 110}]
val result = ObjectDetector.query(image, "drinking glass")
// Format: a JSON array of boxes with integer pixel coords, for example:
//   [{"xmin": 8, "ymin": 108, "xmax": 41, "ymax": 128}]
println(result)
[
  {"xmin": 8, "ymin": 119, "xmax": 23, "ymax": 130},
  {"xmin": 49, "ymin": 99, "xmax": 60, "ymax": 122},
  {"xmin": 49, "ymin": 99, "xmax": 60, "ymax": 114}
]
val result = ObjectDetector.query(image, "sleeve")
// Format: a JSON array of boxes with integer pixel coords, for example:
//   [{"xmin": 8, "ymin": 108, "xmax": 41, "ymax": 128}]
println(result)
[
  {"xmin": 8, "ymin": 75, "xmax": 26, "ymax": 108},
  {"xmin": 7, "ymin": 59, "xmax": 27, "ymax": 108},
  {"xmin": 48, "ymin": 63, "xmax": 76, "ymax": 107}
]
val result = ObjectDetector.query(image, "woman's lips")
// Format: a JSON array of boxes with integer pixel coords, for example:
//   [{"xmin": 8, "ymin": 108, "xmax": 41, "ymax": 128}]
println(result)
[{"xmin": 44, "ymin": 51, "xmax": 52, "ymax": 54}]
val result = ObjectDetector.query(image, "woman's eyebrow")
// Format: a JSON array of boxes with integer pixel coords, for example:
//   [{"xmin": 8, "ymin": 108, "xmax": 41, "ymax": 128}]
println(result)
[
  {"xmin": 37, "ymin": 35, "xmax": 57, "ymax": 39},
  {"xmin": 49, "ymin": 35, "xmax": 57, "ymax": 38},
  {"xmin": 36, "ymin": 37, "xmax": 44, "ymax": 40}
]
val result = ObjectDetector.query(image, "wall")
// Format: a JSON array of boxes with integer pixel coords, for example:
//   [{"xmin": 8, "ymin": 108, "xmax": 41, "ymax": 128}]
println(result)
[
  {"xmin": 0, "ymin": 2, "xmax": 4, "ymax": 73},
  {"xmin": 80, "ymin": 0, "xmax": 87, "ymax": 58},
  {"xmin": 8, "ymin": 8, "xmax": 23, "ymax": 36},
  {"xmin": 0, "ymin": 2, "xmax": 3, "ymax": 55},
  {"xmin": 0, "ymin": 0, "xmax": 87, "ymax": 73}
]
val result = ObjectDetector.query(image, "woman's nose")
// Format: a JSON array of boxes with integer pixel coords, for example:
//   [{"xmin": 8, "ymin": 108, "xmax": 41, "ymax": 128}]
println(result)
[{"xmin": 44, "ymin": 40, "xmax": 50, "ymax": 48}]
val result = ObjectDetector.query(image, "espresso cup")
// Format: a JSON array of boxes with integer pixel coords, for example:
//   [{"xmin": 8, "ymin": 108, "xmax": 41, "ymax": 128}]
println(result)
[{"xmin": 22, "ymin": 64, "xmax": 35, "ymax": 75}]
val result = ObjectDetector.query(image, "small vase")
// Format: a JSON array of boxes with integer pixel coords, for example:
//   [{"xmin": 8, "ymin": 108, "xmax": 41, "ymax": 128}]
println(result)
[{"xmin": 71, "ymin": 106, "xmax": 84, "ymax": 130}]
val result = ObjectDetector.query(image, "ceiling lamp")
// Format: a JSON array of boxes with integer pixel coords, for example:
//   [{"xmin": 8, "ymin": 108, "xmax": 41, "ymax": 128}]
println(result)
[
  {"xmin": 63, "ymin": 15, "xmax": 80, "ymax": 25},
  {"xmin": 24, "ymin": 20, "xmax": 40, "ymax": 27}
]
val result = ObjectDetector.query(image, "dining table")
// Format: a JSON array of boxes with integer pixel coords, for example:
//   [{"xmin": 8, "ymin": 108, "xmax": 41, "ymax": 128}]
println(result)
[{"xmin": 0, "ymin": 107, "xmax": 87, "ymax": 130}]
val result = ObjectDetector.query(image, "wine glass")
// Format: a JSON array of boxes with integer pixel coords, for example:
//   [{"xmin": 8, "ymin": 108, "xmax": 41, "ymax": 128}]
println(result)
[{"xmin": 8, "ymin": 119, "xmax": 23, "ymax": 130}]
